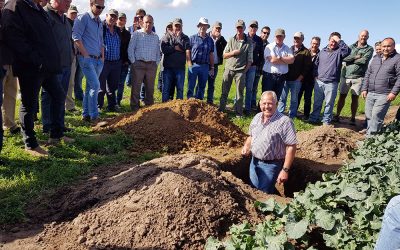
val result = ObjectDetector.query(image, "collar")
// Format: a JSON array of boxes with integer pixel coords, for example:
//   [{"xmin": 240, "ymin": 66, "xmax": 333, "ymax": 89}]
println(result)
[
  {"xmin": 261, "ymin": 110, "xmax": 279, "ymax": 124},
  {"xmin": 234, "ymin": 33, "xmax": 248, "ymax": 42},
  {"xmin": 196, "ymin": 33, "xmax": 209, "ymax": 39},
  {"xmin": 88, "ymin": 11, "xmax": 100, "ymax": 22},
  {"xmin": 353, "ymin": 41, "xmax": 369, "ymax": 49},
  {"xmin": 291, "ymin": 44, "xmax": 305, "ymax": 52},
  {"xmin": 138, "ymin": 29, "xmax": 154, "ymax": 35}
]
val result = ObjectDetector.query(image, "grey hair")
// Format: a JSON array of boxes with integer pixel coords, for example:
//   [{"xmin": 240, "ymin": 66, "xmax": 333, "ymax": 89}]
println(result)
[{"xmin": 260, "ymin": 91, "xmax": 277, "ymax": 103}]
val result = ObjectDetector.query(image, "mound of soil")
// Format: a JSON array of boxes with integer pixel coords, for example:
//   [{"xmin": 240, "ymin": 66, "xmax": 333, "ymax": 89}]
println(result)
[
  {"xmin": 101, "ymin": 99, "xmax": 246, "ymax": 154},
  {"xmin": 3, "ymin": 155, "xmax": 274, "ymax": 250}
]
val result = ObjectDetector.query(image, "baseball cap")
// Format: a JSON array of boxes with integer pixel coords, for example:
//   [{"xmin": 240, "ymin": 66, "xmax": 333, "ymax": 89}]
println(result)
[
  {"xmin": 236, "ymin": 19, "xmax": 245, "ymax": 28},
  {"xmin": 197, "ymin": 17, "xmax": 210, "ymax": 28},
  {"xmin": 68, "ymin": 5, "xmax": 78, "ymax": 13},
  {"xmin": 294, "ymin": 31, "xmax": 304, "ymax": 39},
  {"xmin": 108, "ymin": 9, "xmax": 118, "ymax": 16},
  {"xmin": 213, "ymin": 21, "xmax": 222, "ymax": 29},
  {"xmin": 172, "ymin": 18, "xmax": 183, "ymax": 26},
  {"xmin": 118, "ymin": 12, "xmax": 126, "ymax": 19},
  {"xmin": 275, "ymin": 28, "xmax": 285, "ymax": 36},
  {"xmin": 249, "ymin": 20, "xmax": 258, "ymax": 27}
]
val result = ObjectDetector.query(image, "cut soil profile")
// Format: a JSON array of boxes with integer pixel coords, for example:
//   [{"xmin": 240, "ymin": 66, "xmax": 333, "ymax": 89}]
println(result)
[{"xmin": 1, "ymin": 99, "xmax": 373, "ymax": 249}]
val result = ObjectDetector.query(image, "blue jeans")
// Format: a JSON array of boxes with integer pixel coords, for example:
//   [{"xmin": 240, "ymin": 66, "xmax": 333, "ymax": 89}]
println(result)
[
  {"xmin": 206, "ymin": 66, "xmax": 219, "ymax": 104},
  {"xmin": 365, "ymin": 92, "xmax": 391, "ymax": 135},
  {"xmin": 309, "ymin": 80, "xmax": 338, "ymax": 124},
  {"xmin": 78, "ymin": 56, "xmax": 104, "ymax": 119},
  {"xmin": 249, "ymin": 157, "xmax": 284, "ymax": 194},
  {"xmin": 187, "ymin": 63, "xmax": 209, "ymax": 99},
  {"xmin": 117, "ymin": 63, "xmax": 129, "ymax": 105},
  {"xmin": 74, "ymin": 62, "xmax": 84, "ymax": 101},
  {"xmin": 244, "ymin": 66, "xmax": 256, "ymax": 112},
  {"xmin": 42, "ymin": 66, "xmax": 71, "ymax": 132},
  {"xmin": 278, "ymin": 80, "xmax": 301, "ymax": 118},
  {"xmin": 261, "ymin": 71, "xmax": 286, "ymax": 100},
  {"xmin": 162, "ymin": 68, "xmax": 185, "ymax": 102},
  {"xmin": 251, "ymin": 71, "xmax": 262, "ymax": 108},
  {"xmin": 375, "ymin": 195, "xmax": 400, "ymax": 250}
]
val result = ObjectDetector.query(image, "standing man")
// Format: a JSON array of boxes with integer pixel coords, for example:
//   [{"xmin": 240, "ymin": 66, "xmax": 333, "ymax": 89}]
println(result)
[
  {"xmin": 308, "ymin": 32, "xmax": 350, "ymax": 125},
  {"xmin": 298, "ymin": 36, "xmax": 320, "ymax": 120},
  {"xmin": 251, "ymin": 25, "xmax": 271, "ymax": 109},
  {"xmin": 335, "ymin": 30, "xmax": 373, "ymax": 125},
  {"xmin": 244, "ymin": 20, "xmax": 263, "ymax": 115},
  {"xmin": 42, "ymin": 0, "xmax": 74, "ymax": 136},
  {"xmin": 261, "ymin": 28, "xmax": 294, "ymax": 100},
  {"xmin": 2, "ymin": 0, "xmax": 68, "ymax": 156},
  {"xmin": 187, "ymin": 17, "xmax": 214, "ymax": 100},
  {"xmin": 115, "ymin": 12, "xmax": 131, "ymax": 107},
  {"xmin": 241, "ymin": 91, "xmax": 297, "ymax": 193},
  {"xmin": 375, "ymin": 41, "xmax": 382, "ymax": 55},
  {"xmin": 128, "ymin": 15, "xmax": 160, "ymax": 111},
  {"xmin": 361, "ymin": 37, "xmax": 400, "ymax": 135},
  {"xmin": 206, "ymin": 21, "xmax": 227, "ymax": 104},
  {"xmin": 65, "ymin": 4, "xmax": 78, "ymax": 112},
  {"xmin": 218, "ymin": 19, "xmax": 253, "ymax": 117},
  {"xmin": 160, "ymin": 18, "xmax": 190, "ymax": 102},
  {"xmin": 97, "ymin": 9, "xmax": 121, "ymax": 112},
  {"xmin": 73, "ymin": 0, "xmax": 105, "ymax": 123},
  {"xmin": 278, "ymin": 32, "xmax": 312, "ymax": 118}
]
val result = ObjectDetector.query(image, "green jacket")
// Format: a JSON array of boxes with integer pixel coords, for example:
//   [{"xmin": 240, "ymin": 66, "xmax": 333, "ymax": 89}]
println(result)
[
  {"xmin": 343, "ymin": 42, "xmax": 373, "ymax": 79},
  {"xmin": 223, "ymin": 34, "xmax": 253, "ymax": 71}
]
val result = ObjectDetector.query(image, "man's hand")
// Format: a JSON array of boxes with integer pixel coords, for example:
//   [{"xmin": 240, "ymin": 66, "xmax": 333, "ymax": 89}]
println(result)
[
  {"xmin": 209, "ymin": 69, "xmax": 214, "ymax": 78},
  {"xmin": 276, "ymin": 170, "xmax": 289, "ymax": 185},
  {"xmin": 361, "ymin": 91, "xmax": 368, "ymax": 99},
  {"xmin": 241, "ymin": 144, "xmax": 251, "ymax": 155},
  {"xmin": 232, "ymin": 49, "xmax": 240, "ymax": 56},
  {"xmin": 387, "ymin": 93, "xmax": 396, "ymax": 102},
  {"xmin": 174, "ymin": 45, "xmax": 183, "ymax": 52}
]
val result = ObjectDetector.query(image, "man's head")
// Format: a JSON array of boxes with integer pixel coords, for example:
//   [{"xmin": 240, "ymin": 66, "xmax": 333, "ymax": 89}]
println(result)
[
  {"xmin": 248, "ymin": 20, "xmax": 258, "ymax": 36},
  {"xmin": 375, "ymin": 41, "xmax": 382, "ymax": 55},
  {"xmin": 293, "ymin": 31, "xmax": 304, "ymax": 48},
  {"xmin": 197, "ymin": 17, "xmax": 209, "ymax": 34},
  {"xmin": 142, "ymin": 15, "xmax": 154, "ymax": 34},
  {"xmin": 172, "ymin": 18, "xmax": 183, "ymax": 34},
  {"xmin": 166, "ymin": 22, "xmax": 173, "ymax": 32},
  {"xmin": 235, "ymin": 19, "xmax": 245, "ymax": 36},
  {"xmin": 260, "ymin": 26, "xmax": 270, "ymax": 42},
  {"xmin": 260, "ymin": 91, "xmax": 278, "ymax": 118},
  {"xmin": 358, "ymin": 30, "xmax": 369, "ymax": 46},
  {"xmin": 0, "ymin": 0, "xmax": 5, "ymax": 9},
  {"xmin": 310, "ymin": 36, "xmax": 321, "ymax": 53},
  {"xmin": 67, "ymin": 4, "xmax": 78, "ymax": 20},
  {"xmin": 106, "ymin": 9, "xmax": 118, "ymax": 26},
  {"xmin": 211, "ymin": 21, "xmax": 222, "ymax": 37},
  {"xmin": 135, "ymin": 8, "xmax": 146, "ymax": 27},
  {"xmin": 90, "ymin": 0, "xmax": 105, "ymax": 17},
  {"xmin": 381, "ymin": 38, "xmax": 396, "ymax": 58},
  {"xmin": 117, "ymin": 13, "xmax": 126, "ymax": 28},
  {"xmin": 50, "ymin": 0, "xmax": 72, "ymax": 14},
  {"xmin": 274, "ymin": 28, "xmax": 285, "ymax": 46},
  {"xmin": 328, "ymin": 32, "xmax": 341, "ymax": 50}
]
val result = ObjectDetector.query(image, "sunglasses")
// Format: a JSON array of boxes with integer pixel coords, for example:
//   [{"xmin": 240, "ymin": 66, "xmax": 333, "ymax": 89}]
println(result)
[
  {"xmin": 94, "ymin": 4, "xmax": 105, "ymax": 10},
  {"xmin": 262, "ymin": 31, "xmax": 270, "ymax": 35},
  {"xmin": 137, "ymin": 15, "xmax": 144, "ymax": 19}
]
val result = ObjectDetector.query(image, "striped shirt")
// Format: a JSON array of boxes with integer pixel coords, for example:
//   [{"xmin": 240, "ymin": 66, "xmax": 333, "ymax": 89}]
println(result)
[
  {"xmin": 104, "ymin": 25, "xmax": 120, "ymax": 61},
  {"xmin": 128, "ymin": 29, "xmax": 160, "ymax": 64},
  {"xmin": 249, "ymin": 111, "xmax": 297, "ymax": 161},
  {"xmin": 189, "ymin": 33, "xmax": 214, "ymax": 64}
]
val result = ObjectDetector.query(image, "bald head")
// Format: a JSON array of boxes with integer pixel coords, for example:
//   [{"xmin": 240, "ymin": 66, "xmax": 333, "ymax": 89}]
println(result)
[{"xmin": 358, "ymin": 30, "xmax": 369, "ymax": 46}]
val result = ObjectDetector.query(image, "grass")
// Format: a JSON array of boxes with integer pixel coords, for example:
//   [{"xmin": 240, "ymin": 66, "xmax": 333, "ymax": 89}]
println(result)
[{"xmin": 0, "ymin": 64, "xmax": 399, "ymax": 225}]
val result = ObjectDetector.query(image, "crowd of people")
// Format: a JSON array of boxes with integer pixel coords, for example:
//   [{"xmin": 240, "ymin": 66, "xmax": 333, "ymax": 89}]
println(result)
[{"xmin": 0, "ymin": 0, "xmax": 399, "ymax": 161}]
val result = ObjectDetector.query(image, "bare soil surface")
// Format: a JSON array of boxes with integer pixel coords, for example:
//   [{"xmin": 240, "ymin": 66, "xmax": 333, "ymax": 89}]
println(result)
[{"xmin": 1, "ymin": 100, "xmax": 386, "ymax": 249}]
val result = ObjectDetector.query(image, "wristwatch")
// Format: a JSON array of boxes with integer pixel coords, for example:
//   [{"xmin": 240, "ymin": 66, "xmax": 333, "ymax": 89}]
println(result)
[{"xmin": 282, "ymin": 167, "xmax": 290, "ymax": 173}]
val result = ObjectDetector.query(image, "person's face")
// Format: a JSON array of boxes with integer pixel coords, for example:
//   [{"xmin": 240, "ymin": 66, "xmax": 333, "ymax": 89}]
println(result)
[
  {"xmin": 0, "ymin": 0, "xmax": 5, "ymax": 9},
  {"xmin": 249, "ymin": 24, "xmax": 258, "ymax": 35},
  {"xmin": 358, "ymin": 31, "xmax": 369, "ymax": 46},
  {"xmin": 143, "ymin": 16, "xmax": 154, "ymax": 33},
  {"xmin": 39, "ymin": 0, "xmax": 48, "ymax": 7},
  {"xmin": 381, "ymin": 39, "xmax": 395, "ymax": 57},
  {"xmin": 293, "ymin": 36, "xmax": 303, "ymax": 48},
  {"xmin": 198, "ymin": 24, "xmax": 208, "ymax": 34},
  {"xmin": 106, "ymin": 13, "xmax": 117, "ymax": 25},
  {"xmin": 311, "ymin": 38, "xmax": 320, "ymax": 52},
  {"xmin": 329, "ymin": 36, "xmax": 339, "ymax": 50},
  {"xmin": 136, "ymin": 12, "xmax": 145, "ymax": 26},
  {"xmin": 236, "ymin": 26, "xmax": 244, "ymax": 35},
  {"xmin": 260, "ymin": 94, "xmax": 277, "ymax": 118},
  {"xmin": 212, "ymin": 26, "xmax": 221, "ymax": 36},
  {"xmin": 117, "ymin": 17, "xmax": 126, "ymax": 27},
  {"xmin": 173, "ymin": 24, "xmax": 182, "ymax": 33},
  {"xmin": 166, "ymin": 25, "xmax": 172, "ymax": 32},
  {"xmin": 375, "ymin": 44, "xmax": 382, "ymax": 55},
  {"xmin": 275, "ymin": 35, "xmax": 285, "ymax": 45},
  {"xmin": 260, "ymin": 28, "xmax": 270, "ymax": 41},
  {"xmin": 58, "ymin": 0, "xmax": 71, "ymax": 13},
  {"xmin": 90, "ymin": 0, "xmax": 105, "ymax": 16},
  {"xmin": 68, "ymin": 11, "xmax": 78, "ymax": 20}
]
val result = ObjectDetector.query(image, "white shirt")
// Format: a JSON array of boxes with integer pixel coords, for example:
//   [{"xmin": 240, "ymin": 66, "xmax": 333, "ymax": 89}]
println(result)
[{"xmin": 262, "ymin": 42, "xmax": 293, "ymax": 74}]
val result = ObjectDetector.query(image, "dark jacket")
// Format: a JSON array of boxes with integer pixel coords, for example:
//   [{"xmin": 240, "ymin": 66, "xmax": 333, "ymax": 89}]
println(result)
[
  {"xmin": 286, "ymin": 44, "xmax": 312, "ymax": 81},
  {"xmin": 303, "ymin": 49, "xmax": 320, "ymax": 84},
  {"xmin": 361, "ymin": 52, "xmax": 400, "ymax": 95},
  {"xmin": 1, "ymin": 0, "xmax": 61, "ymax": 76},
  {"xmin": 208, "ymin": 32, "xmax": 227, "ymax": 66},
  {"xmin": 314, "ymin": 40, "xmax": 351, "ymax": 83},
  {"xmin": 161, "ymin": 31, "xmax": 190, "ymax": 70},
  {"xmin": 248, "ymin": 33, "xmax": 263, "ymax": 67},
  {"xmin": 118, "ymin": 26, "xmax": 131, "ymax": 64}
]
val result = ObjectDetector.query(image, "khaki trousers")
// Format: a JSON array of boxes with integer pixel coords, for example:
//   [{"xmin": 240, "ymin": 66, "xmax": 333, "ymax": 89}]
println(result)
[
  {"xmin": 130, "ymin": 60, "xmax": 157, "ymax": 110},
  {"xmin": 65, "ymin": 55, "xmax": 77, "ymax": 110},
  {"xmin": 2, "ymin": 65, "xmax": 18, "ymax": 129}
]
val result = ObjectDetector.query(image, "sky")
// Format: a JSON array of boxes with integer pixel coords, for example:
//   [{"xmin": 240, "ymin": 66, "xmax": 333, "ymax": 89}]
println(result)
[{"xmin": 72, "ymin": 0, "xmax": 400, "ymax": 49}]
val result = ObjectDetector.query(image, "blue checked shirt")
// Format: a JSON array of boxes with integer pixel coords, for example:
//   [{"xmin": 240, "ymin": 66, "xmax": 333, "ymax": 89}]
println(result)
[
  {"xmin": 128, "ymin": 29, "xmax": 160, "ymax": 64},
  {"xmin": 249, "ymin": 111, "xmax": 297, "ymax": 161},
  {"xmin": 104, "ymin": 24, "xmax": 120, "ymax": 61},
  {"xmin": 72, "ymin": 11, "xmax": 104, "ymax": 56},
  {"xmin": 189, "ymin": 33, "xmax": 214, "ymax": 64}
]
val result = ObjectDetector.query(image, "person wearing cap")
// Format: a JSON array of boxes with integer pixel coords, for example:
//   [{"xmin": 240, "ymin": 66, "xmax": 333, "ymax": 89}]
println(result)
[
  {"xmin": 73, "ymin": 0, "xmax": 105, "ymax": 123},
  {"xmin": 308, "ymin": 32, "xmax": 350, "ymax": 125},
  {"xmin": 243, "ymin": 20, "xmax": 263, "ymax": 115},
  {"xmin": 261, "ymin": 28, "xmax": 294, "ymax": 101},
  {"xmin": 278, "ymin": 31, "xmax": 312, "ymax": 119},
  {"xmin": 186, "ymin": 17, "xmax": 214, "ymax": 100},
  {"xmin": 219, "ymin": 19, "xmax": 253, "ymax": 117},
  {"xmin": 115, "ymin": 12, "xmax": 131, "ymax": 107},
  {"xmin": 334, "ymin": 30, "xmax": 373, "ymax": 125},
  {"xmin": 128, "ymin": 15, "xmax": 160, "ymax": 111},
  {"xmin": 97, "ymin": 9, "xmax": 121, "ymax": 112},
  {"xmin": 206, "ymin": 21, "xmax": 227, "ymax": 104},
  {"xmin": 161, "ymin": 18, "xmax": 191, "ymax": 102}
]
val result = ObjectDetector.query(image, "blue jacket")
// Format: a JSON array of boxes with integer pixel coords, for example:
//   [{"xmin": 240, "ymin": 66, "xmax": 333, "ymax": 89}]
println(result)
[{"xmin": 314, "ymin": 40, "xmax": 351, "ymax": 82}]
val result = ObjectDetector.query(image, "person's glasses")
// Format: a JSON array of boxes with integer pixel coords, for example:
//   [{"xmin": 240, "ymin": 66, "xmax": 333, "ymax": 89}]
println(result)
[
  {"xmin": 215, "ymin": 27, "xmax": 221, "ymax": 30},
  {"xmin": 137, "ymin": 15, "xmax": 144, "ymax": 19},
  {"xmin": 262, "ymin": 31, "xmax": 270, "ymax": 35},
  {"xmin": 94, "ymin": 4, "xmax": 105, "ymax": 10},
  {"xmin": 109, "ymin": 14, "xmax": 117, "ymax": 19}
]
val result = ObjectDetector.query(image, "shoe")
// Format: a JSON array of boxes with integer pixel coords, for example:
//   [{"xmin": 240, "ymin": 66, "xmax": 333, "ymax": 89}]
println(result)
[
  {"xmin": 9, "ymin": 126, "xmax": 21, "ymax": 135},
  {"xmin": 25, "ymin": 146, "xmax": 49, "ymax": 157},
  {"xmin": 349, "ymin": 118, "xmax": 356, "ymax": 126},
  {"xmin": 63, "ymin": 127, "xmax": 73, "ymax": 132},
  {"xmin": 333, "ymin": 115, "xmax": 341, "ymax": 123},
  {"xmin": 359, "ymin": 128, "xmax": 367, "ymax": 134},
  {"xmin": 90, "ymin": 118, "xmax": 108, "ymax": 127},
  {"xmin": 303, "ymin": 115, "xmax": 309, "ymax": 121},
  {"xmin": 82, "ymin": 116, "xmax": 90, "ymax": 122},
  {"xmin": 67, "ymin": 108, "xmax": 78, "ymax": 113},
  {"xmin": 48, "ymin": 136, "xmax": 75, "ymax": 145}
]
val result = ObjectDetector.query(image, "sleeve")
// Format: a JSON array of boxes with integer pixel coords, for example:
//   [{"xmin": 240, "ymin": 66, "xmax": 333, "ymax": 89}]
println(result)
[
  {"xmin": 209, "ymin": 37, "xmax": 214, "ymax": 53},
  {"xmin": 264, "ymin": 44, "xmax": 271, "ymax": 58},
  {"xmin": 247, "ymin": 40, "xmax": 253, "ymax": 64},
  {"xmin": 390, "ymin": 58, "xmax": 400, "ymax": 95},
  {"xmin": 354, "ymin": 46, "xmax": 374, "ymax": 66},
  {"xmin": 160, "ymin": 34, "xmax": 175, "ymax": 55},
  {"xmin": 128, "ymin": 32, "xmax": 136, "ymax": 63},
  {"xmin": 286, "ymin": 46, "xmax": 294, "ymax": 57},
  {"xmin": 223, "ymin": 37, "xmax": 232, "ymax": 54},
  {"xmin": 281, "ymin": 118, "xmax": 297, "ymax": 145},
  {"xmin": 361, "ymin": 59, "xmax": 373, "ymax": 92},
  {"xmin": 72, "ymin": 14, "xmax": 85, "ymax": 41},
  {"xmin": 248, "ymin": 115, "xmax": 258, "ymax": 136},
  {"xmin": 302, "ymin": 49, "xmax": 312, "ymax": 79},
  {"xmin": 156, "ymin": 36, "xmax": 161, "ymax": 65},
  {"xmin": 338, "ymin": 40, "xmax": 351, "ymax": 58},
  {"xmin": 313, "ymin": 53, "xmax": 320, "ymax": 77},
  {"xmin": 183, "ymin": 35, "xmax": 191, "ymax": 51}
]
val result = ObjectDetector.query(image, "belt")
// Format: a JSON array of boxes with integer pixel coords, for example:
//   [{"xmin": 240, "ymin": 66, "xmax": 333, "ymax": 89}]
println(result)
[
  {"xmin": 254, "ymin": 157, "xmax": 284, "ymax": 163},
  {"xmin": 193, "ymin": 62, "xmax": 208, "ymax": 65},
  {"xmin": 266, "ymin": 72, "xmax": 285, "ymax": 76},
  {"xmin": 138, "ymin": 60, "xmax": 155, "ymax": 64},
  {"xmin": 105, "ymin": 59, "xmax": 121, "ymax": 63},
  {"xmin": 78, "ymin": 52, "xmax": 102, "ymax": 59}
]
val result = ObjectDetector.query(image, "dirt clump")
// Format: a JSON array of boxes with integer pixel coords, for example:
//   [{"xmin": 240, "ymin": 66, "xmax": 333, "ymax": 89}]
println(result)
[{"xmin": 101, "ymin": 99, "xmax": 246, "ymax": 154}]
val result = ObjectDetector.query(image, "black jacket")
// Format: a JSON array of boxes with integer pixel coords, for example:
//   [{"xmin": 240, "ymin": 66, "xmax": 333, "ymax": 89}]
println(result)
[
  {"xmin": 161, "ymin": 31, "xmax": 190, "ymax": 70},
  {"xmin": 118, "ymin": 26, "xmax": 131, "ymax": 64},
  {"xmin": 1, "ymin": 0, "xmax": 61, "ymax": 76},
  {"xmin": 209, "ymin": 32, "xmax": 227, "ymax": 66}
]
